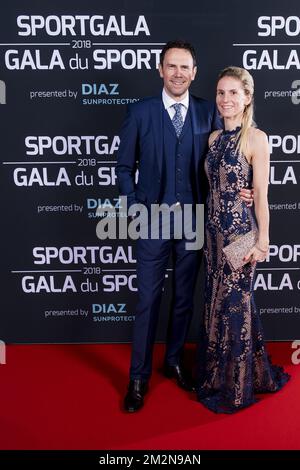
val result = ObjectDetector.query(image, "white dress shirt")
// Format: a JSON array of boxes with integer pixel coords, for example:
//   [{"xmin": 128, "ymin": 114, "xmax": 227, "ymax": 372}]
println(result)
[{"xmin": 162, "ymin": 88, "xmax": 189, "ymax": 123}]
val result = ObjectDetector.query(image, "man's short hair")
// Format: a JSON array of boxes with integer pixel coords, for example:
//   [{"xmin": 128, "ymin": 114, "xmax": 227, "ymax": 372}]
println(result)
[{"xmin": 160, "ymin": 40, "xmax": 197, "ymax": 67}]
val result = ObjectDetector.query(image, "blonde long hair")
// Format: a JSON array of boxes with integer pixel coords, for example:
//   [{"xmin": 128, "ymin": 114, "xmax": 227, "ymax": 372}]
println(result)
[{"xmin": 217, "ymin": 66, "xmax": 255, "ymax": 156}]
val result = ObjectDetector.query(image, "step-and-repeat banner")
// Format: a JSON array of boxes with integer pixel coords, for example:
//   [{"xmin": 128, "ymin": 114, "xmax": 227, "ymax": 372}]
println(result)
[{"xmin": 1, "ymin": 0, "xmax": 299, "ymax": 343}]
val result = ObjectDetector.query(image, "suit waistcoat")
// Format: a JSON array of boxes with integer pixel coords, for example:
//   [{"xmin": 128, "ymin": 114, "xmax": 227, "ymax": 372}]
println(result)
[{"xmin": 161, "ymin": 107, "xmax": 195, "ymax": 205}]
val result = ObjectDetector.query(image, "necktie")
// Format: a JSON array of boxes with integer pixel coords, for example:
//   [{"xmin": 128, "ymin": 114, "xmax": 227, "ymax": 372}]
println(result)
[{"xmin": 172, "ymin": 103, "xmax": 184, "ymax": 137}]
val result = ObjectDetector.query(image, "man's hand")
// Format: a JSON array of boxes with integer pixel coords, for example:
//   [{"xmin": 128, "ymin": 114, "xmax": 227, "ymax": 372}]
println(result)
[{"xmin": 239, "ymin": 188, "xmax": 254, "ymax": 207}]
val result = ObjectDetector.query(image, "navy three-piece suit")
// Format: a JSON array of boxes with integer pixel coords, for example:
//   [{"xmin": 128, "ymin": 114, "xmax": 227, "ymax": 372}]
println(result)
[{"xmin": 116, "ymin": 94, "xmax": 221, "ymax": 380}]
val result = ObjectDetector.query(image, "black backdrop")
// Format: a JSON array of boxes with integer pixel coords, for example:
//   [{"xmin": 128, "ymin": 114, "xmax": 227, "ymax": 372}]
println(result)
[{"xmin": 1, "ymin": 0, "xmax": 299, "ymax": 343}]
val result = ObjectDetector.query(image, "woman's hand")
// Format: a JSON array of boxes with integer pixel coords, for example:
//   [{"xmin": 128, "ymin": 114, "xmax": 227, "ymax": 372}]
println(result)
[{"xmin": 244, "ymin": 244, "xmax": 269, "ymax": 264}]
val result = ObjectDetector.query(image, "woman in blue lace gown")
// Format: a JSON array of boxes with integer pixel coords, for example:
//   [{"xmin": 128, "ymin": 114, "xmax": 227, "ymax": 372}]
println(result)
[{"xmin": 197, "ymin": 67, "xmax": 290, "ymax": 413}]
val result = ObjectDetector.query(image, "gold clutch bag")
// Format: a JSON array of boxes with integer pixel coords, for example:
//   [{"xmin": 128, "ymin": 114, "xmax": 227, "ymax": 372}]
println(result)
[{"xmin": 222, "ymin": 229, "xmax": 258, "ymax": 270}]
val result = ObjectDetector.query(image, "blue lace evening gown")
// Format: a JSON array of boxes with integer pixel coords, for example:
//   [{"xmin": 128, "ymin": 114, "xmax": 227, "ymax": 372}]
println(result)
[{"xmin": 197, "ymin": 127, "xmax": 290, "ymax": 413}]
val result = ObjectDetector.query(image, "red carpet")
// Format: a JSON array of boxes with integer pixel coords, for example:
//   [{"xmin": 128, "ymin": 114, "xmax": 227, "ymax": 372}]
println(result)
[{"xmin": 0, "ymin": 343, "xmax": 298, "ymax": 450}]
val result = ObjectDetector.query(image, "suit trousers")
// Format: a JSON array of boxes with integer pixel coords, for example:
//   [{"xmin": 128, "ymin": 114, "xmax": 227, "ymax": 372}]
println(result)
[{"xmin": 129, "ymin": 210, "xmax": 202, "ymax": 380}]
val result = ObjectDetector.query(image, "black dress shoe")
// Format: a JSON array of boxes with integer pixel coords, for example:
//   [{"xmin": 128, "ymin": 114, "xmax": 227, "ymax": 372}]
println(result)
[
  {"xmin": 164, "ymin": 364, "xmax": 196, "ymax": 392},
  {"xmin": 124, "ymin": 379, "xmax": 148, "ymax": 413}
]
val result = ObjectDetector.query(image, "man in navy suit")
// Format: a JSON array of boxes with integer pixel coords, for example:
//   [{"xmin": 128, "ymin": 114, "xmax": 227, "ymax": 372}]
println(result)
[{"xmin": 117, "ymin": 40, "xmax": 250, "ymax": 412}]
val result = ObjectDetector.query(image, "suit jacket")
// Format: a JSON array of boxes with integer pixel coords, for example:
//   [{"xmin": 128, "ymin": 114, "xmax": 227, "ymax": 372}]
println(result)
[{"xmin": 116, "ymin": 94, "xmax": 222, "ymax": 208}]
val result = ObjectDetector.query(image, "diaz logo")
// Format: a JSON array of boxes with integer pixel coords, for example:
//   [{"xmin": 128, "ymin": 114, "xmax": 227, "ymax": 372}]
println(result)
[
  {"xmin": 82, "ymin": 83, "xmax": 119, "ymax": 96},
  {"xmin": 0, "ymin": 80, "xmax": 6, "ymax": 104}
]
